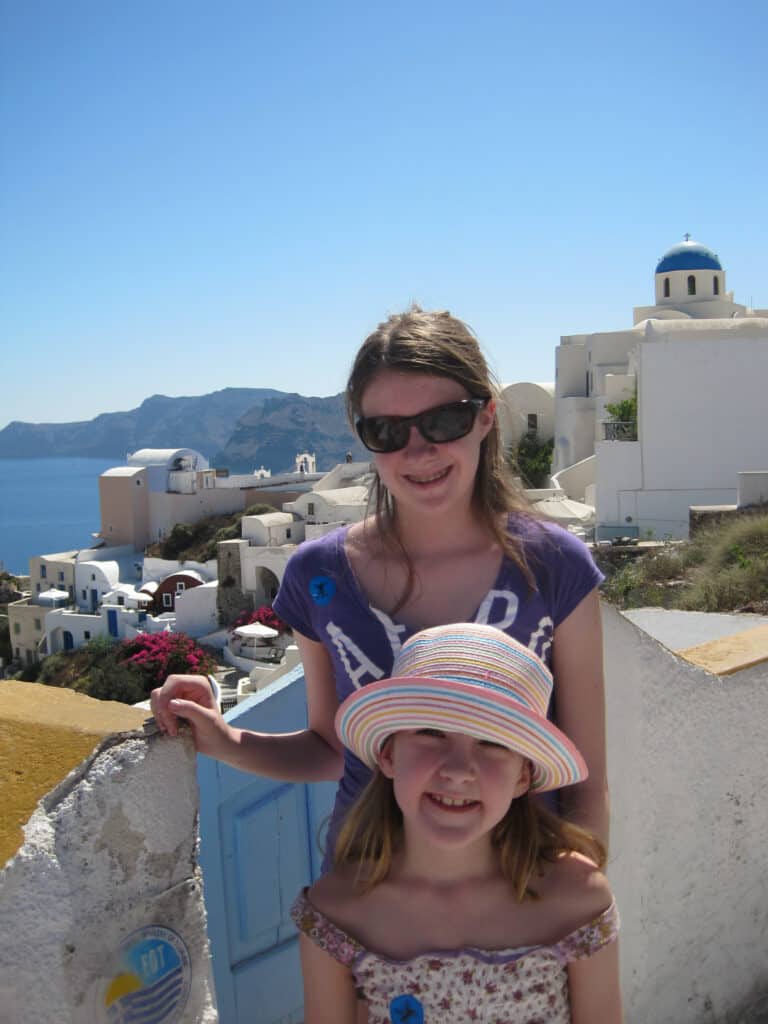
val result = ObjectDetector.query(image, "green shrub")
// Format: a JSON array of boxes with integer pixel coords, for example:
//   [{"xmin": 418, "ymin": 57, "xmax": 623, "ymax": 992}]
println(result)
[
  {"xmin": 509, "ymin": 435, "xmax": 554, "ymax": 489},
  {"xmin": 601, "ymin": 512, "xmax": 768, "ymax": 612},
  {"xmin": 86, "ymin": 663, "xmax": 148, "ymax": 704}
]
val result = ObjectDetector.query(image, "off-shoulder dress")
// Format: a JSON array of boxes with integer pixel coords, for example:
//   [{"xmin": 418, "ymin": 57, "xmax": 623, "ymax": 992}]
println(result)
[{"xmin": 291, "ymin": 888, "xmax": 619, "ymax": 1024}]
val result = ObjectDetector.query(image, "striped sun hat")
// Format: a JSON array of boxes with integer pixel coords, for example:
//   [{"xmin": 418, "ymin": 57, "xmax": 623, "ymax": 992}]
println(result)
[{"xmin": 335, "ymin": 623, "xmax": 587, "ymax": 792}]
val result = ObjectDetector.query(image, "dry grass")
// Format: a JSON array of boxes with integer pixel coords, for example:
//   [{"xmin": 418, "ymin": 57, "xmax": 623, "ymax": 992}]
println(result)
[{"xmin": 601, "ymin": 512, "xmax": 768, "ymax": 613}]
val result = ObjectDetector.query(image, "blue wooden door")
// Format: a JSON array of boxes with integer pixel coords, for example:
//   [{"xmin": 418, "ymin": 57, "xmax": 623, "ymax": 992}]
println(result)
[
  {"xmin": 107, "ymin": 608, "xmax": 119, "ymax": 637},
  {"xmin": 197, "ymin": 665, "xmax": 336, "ymax": 1023}
]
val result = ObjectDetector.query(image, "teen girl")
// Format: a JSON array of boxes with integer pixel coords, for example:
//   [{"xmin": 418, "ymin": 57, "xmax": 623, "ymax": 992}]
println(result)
[
  {"xmin": 151, "ymin": 307, "xmax": 608, "ymax": 848},
  {"xmin": 293, "ymin": 623, "xmax": 621, "ymax": 1024}
]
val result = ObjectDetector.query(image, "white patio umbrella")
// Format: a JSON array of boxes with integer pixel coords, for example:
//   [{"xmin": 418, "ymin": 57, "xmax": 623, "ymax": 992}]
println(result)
[
  {"xmin": 234, "ymin": 622, "xmax": 279, "ymax": 639},
  {"xmin": 532, "ymin": 496, "xmax": 595, "ymax": 526}
]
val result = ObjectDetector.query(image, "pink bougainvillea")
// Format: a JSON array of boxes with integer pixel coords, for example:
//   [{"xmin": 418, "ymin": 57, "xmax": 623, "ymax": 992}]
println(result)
[
  {"xmin": 231, "ymin": 604, "xmax": 290, "ymax": 634},
  {"xmin": 117, "ymin": 631, "xmax": 216, "ymax": 687}
]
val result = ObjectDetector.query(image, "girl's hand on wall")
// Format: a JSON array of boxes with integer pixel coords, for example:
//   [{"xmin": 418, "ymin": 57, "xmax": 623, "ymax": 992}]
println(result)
[{"xmin": 150, "ymin": 674, "xmax": 224, "ymax": 750}]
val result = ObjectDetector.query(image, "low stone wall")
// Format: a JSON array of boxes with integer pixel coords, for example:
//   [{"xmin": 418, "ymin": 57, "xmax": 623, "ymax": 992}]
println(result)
[
  {"xmin": 603, "ymin": 605, "xmax": 768, "ymax": 1023},
  {"xmin": 0, "ymin": 686, "xmax": 215, "ymax": 1024}
]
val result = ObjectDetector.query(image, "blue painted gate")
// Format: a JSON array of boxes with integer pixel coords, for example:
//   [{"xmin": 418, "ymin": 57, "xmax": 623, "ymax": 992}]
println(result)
[{"xmin": 197, "ymin": 665, "xmax": 336, "ymax": 1023}]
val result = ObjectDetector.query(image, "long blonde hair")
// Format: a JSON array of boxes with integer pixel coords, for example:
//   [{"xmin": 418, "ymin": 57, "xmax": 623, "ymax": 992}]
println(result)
[
  {"xmin": 334, "ymin": 768, "xmax": 605, "ymax": 902},
  {"xmin": 346, "ymin": 306, "xmax": 538, "ymax": 608}
]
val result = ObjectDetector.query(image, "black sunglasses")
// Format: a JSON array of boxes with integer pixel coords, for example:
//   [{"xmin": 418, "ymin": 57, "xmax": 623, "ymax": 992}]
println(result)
[{"xmin": 356, "ymin": 398, "xmax": 489, "ymax": 454}]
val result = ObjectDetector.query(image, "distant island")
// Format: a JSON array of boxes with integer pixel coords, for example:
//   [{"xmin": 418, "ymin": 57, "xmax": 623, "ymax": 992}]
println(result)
[{"xmin": 0, "ymin": 387, "xmax": 368, "ymax": 473}]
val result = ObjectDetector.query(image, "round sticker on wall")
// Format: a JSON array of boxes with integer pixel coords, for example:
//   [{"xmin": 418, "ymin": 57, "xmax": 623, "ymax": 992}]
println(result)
[{"xmin": 99, "ymin": 926, "xmax": 192, "ymax": 1023}]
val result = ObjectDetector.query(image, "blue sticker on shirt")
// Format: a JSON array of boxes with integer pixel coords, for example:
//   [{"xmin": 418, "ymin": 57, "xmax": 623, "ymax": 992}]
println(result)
[
  {"xmin": 309, "ymin": 575, "xmax": 336, "ymax": 606},
  {"xmin": 390, "ymin": 994, "xmax": 424, "ymax": 1023}
]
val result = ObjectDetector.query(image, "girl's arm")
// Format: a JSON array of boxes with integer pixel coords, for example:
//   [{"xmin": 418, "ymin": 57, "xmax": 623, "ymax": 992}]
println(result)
[
  {"xmin": 299, "ymin": 932, "xmax": 362, "ymax": 1024},
  {"xmin": 150, "ymin": 631, "xmax": 344, "ymax": 782},
  {"xmin": 551, "ymin": 588, "xmax": 610, "ymax": 845},
  {"xmin": 568, "ymin": 938, "xmax": 623, "ymax": 1023}
]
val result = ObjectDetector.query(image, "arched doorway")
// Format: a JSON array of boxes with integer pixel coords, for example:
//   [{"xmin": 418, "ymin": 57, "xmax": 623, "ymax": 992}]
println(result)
[{"xmin": 255, "ymin": 567, "xmax": 281, "ymax": 605}]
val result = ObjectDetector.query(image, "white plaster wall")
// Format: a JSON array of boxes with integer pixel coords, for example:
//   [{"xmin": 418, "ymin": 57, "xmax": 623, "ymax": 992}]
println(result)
[
  {"xmin": 638, "ymin": 324, "xmax": 768, "ymax": 493},
  {"xmin": 603, "ymin": 373, "xmax": 635, "ymax": 401},
  {"xmin": 142, "ymin": 558, "xmax": 217, "ymax": 584},
  {"xmin": 0, "ymin": 728, "xmax": 216, "ymax": 1024},
  {"xmin": 552, "ymin": 455, "xmax": 595, "ymax": 502},
  {"xmin": 175, "ymin": 581, "xmax": 219, "ymax": 638},
  {"xmin": 168, "ymin": 470, "xmax": 198, "ymax": 494},
  {"xmin": 555, "ymin": 338, "xmax": 588, "ymax": 398},
  {"xmin": 497, "ymin": 382, "xmax": 555, "ymax": 449},
  {"xmin": 240, "ymin": 545, "xmax": 291, "ymax": 595},
  {"xmin": 738, "ymin": 471, "xmax": 768, "ymax": 507},
  {"xmin": 148, "ymin": 489, "xmax": 248, "ymax": 541},
  {"xmin": 75, "ymin": 561, "xmax": 120, "ymax": 611},
  {"xmin": 588, "ymin": 330, "xmax": 639, "ymax": 374},
  {"xmin": 654, "ymin": 268, "xmax": 727, "ymax": 305},
  {"xmin": 241, "ymin": 513, "xmax": 298, "ymax": 546},
  {"xmin": 305, "ymin": 521, "xmax": 346, "ymax": 541},
  {"xmin": 314, "ymin": 462, "xmax": 371, "ymax": 490},
  {"xmin": 594, "ymin": 441, "xmax": 642, "ymax": 522},
  {"xmin": 45, "ymin": 609, "xmax": 105, "ymax": 652},
  {"xmin": 553, "ymin": 397, "xmax": 595, "ymax": 472},
  {"xmin": 603, "ymin": 605, "xmax": 768, "ymax": 1023}
]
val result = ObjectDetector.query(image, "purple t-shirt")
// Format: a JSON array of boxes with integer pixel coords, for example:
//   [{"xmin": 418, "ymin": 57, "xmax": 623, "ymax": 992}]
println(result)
[{"xmin": 273, "ymin": 515, "xmax": 604, "ymax": 851}]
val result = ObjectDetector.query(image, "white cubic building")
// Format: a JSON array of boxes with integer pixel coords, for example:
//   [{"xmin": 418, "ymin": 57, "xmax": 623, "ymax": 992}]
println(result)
[{"xmin": 552, "ymin": 238, "xmax": 768, "ymax": 538}]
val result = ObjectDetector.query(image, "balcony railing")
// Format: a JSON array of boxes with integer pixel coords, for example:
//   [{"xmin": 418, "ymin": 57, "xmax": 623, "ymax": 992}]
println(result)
[{"xmin": 602, "ymin": 420, "xmax": 637, "ymax": 441}]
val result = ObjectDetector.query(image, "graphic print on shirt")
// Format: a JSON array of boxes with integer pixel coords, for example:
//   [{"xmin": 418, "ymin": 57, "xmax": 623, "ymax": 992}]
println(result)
[
  {"xmin": 529, "ymin": 615, "xmax": 554, "ymax": 661},
  {"xmin": 326, "ymin": 621, "xmax": 385, "ymax": 689},
  {"xmin": 324, "ymin": 596, "xmax": 553, "ymax": 692},
  {"xmin": 474, "ymin": 588, "xmax": 520, "ymax": 631},
  {"xmin": 369, "ymin": 605, "xmax": 408, "ymax": 658}
]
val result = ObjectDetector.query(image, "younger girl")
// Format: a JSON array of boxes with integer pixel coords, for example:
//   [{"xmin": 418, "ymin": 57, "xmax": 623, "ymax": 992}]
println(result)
[{"xmin": 292, "ymin": 623, "xmax": 621, "ymax": 1024}]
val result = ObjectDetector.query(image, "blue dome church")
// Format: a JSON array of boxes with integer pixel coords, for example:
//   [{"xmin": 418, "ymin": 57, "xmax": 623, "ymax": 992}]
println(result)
[{"xmin": 630, "ymin": 234, "xmax": 755, "ymax": 320}]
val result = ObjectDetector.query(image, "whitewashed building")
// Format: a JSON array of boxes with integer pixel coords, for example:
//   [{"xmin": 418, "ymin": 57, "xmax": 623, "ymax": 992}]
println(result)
[
  {"xmin": 552, "ymin": 238, "xmax": 768, "ymax": 538},
  {"xmin": 497, "ymin": 381, "xmax": 555, "ymax": 452}
]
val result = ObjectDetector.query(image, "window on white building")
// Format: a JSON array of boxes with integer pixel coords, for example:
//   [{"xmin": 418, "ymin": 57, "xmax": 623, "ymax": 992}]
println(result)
[
  {"xmin": 286, "ymin": 528, "xmax": 292, "ymax": 539},
  {"xmin": 40, "ymin": 565, "xmax": 47, "ymax": 579},
  {"xmin": 58, "ymin": 571, "xmax": 64, "ymax": 581},
  {"xmin": 663, "ymin": 277, "xmax": 670, "ymax": 297},
  {"xmin": 308, "ymin": 502, "xmax": 315, "ymax": 516},
  {"xmin": 687, "ymin": 275, "xmax": 696, "ymax": 296},
  {"xmin": 84, "ymin": 631, "xmax": 91, "ymax": 640},
  {"xmin": 713, "ymin": 275, "xmax": 719, "ymax": 295},
  {"xmin": 13, "ymin": 622, "xmax": 20, "ymax": 635},
  {"xmin": 163, "ymin": 593, "xmax": 173, "ymax": 608},
  {"xmin": 34, "ymin": 618, "xmax": 41, "ymax": 631},
  {"xmin": 175, "ymin": 582, "xmax": 186, "ymax": 594},
  {"xmin": 527, "ymin": 414, "xmax": 538, "ymax": 435}
]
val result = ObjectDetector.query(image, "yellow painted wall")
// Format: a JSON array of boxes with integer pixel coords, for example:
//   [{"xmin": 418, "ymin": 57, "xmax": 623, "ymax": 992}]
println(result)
[{"xmin": 0, "ymin": 681, "xmax": 148, "ymax": 867}]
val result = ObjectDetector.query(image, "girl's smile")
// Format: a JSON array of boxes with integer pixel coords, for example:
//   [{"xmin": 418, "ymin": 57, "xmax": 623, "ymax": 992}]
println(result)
[{"xmin": 378, "ymin": 729, "xmax": 531, "ymax": 853}]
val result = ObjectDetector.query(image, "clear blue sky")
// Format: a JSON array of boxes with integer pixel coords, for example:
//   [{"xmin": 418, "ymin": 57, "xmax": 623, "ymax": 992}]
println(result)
[{"xmin": 2, "ymin": 0, "xmax": 767, "ymax": 429}]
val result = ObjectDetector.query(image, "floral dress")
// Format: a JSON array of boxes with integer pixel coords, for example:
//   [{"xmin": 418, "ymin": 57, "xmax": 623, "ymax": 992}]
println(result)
[{"xmin": 291, "ymin": 889, "xmax": 619, "ymax": 1023}]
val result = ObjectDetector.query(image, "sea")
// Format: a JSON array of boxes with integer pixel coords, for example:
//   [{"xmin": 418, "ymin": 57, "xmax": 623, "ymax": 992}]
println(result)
[{"xmin": 0, "ymin": 457, "xmax": 117, "ymax": 576}]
